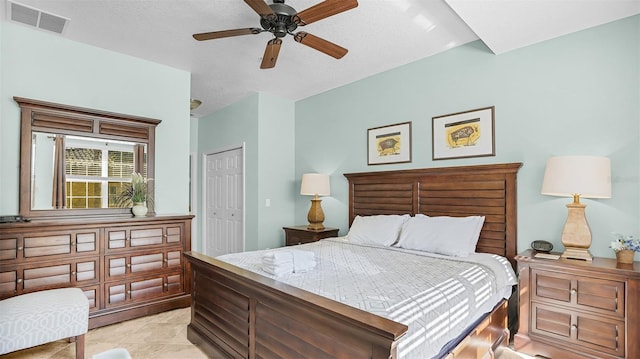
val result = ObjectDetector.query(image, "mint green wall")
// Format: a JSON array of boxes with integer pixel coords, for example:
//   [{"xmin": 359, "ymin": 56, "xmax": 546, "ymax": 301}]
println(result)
[
  {"xmin": 197, "ymin": 95, "xmax": 259, "ymax": 252},
  {"xmin": 257, "ymin": 93, "xmax": 296, "ymax": 249},
  {"xmin": 189, "ymin": 117, "xmax": 199, "ymax": 246},
  {"xmin": 195, "ymin": 93, "xmax": 295, "ymax": 252},
  {"xmin": 295, "ymin": 15, "xmax": 640, "ymax": 259},
  {"xmin": 0, "ymin": 22, "xmax": 191, "ymax": 215}
]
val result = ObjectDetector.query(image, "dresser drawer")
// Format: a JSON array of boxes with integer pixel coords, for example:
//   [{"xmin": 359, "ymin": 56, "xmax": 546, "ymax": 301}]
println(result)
[
  {"xmin": 531, "ymin": 302, "xmax": 625, "ymax": 358},
  {"xmin": 0, "ymin": 257, "xmax": 100, "ymax": 298},
  {"xmin": 105, "ymin": 249, "xmax": 183, "ymax": 280},
  {"xmin": 105, "ymin": 270, "xmax": 184, "ymax": 307},
  {"xmin": 81, "ymin": 284, "xmax": 101, "ymax": 311},
  {"xmin": 532, "ymin": 269, "xmax": 624, "ymax": 317},
  {"xmin": 105, "ymin": 223, "xmax": 185, "ymax": 251},
  {"xmin": 0, "ymin": 229, "xmax": 99, "ymax": 263}
]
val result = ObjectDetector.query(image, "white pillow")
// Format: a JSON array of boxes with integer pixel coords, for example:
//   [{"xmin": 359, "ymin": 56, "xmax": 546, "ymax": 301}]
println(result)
[
  {"xmin": 347, "ymin": 214, "xmax": 410, "ymax": 246},
  {"xmin": 395, "ymin": 214, "xmax": 485, "ymax": 256}
]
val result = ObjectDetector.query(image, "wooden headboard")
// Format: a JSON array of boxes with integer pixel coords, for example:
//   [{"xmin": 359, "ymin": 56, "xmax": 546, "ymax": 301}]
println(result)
[{"xmin": 344, "ymin": 162, "xmax": 522, "ymax": 268}]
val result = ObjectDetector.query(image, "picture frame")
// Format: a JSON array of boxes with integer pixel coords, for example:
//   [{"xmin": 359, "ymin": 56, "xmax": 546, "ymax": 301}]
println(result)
[
  {"xmin": 432, "ymin": 106, "xmax": 495, "ymax": 160},
  {"xmin": 367, "ymin": 122, "xmax": 412, "ymax": 165}
]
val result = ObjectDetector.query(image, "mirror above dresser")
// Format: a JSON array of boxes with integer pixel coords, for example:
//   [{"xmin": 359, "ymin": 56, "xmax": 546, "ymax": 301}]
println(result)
[{"xmin": 14, "ymin": 97, "xmax": 160, "ymax": 218}]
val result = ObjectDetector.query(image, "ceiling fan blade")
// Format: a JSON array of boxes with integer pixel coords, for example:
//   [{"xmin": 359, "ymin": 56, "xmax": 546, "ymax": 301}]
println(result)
[
  {"xmin": 193, "ymin": 28, "xmax": 261, "ymax": 41},
  {"xmin": 295, "ymin": 0, "xmax": 358, "ymax": 26},
  {"xmin": 244, "ymin": 0, "xmax": 275, "ymax": 17},
  {"xmin": 260, "ymin": 38, "xmax": 283, "ymax": 69},
  {"xmin": 294, "ymin": 32, "xmax": 347, "ymax": 59}
]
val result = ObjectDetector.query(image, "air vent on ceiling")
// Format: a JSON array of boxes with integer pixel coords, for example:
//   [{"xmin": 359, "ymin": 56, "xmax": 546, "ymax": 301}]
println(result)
[{"xmin": 7, "ymin": 0, "xmax": 69, "ymax": 34}]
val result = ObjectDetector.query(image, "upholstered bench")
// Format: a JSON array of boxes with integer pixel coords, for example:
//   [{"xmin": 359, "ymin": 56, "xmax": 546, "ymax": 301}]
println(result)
[{"xmin": 0, "ymin": 288, "xmax": 89, "ymax": 359}]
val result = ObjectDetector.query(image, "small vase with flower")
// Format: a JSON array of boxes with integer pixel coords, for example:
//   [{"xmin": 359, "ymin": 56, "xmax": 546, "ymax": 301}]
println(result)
[{"xmin": 610, "ymin": 233, "xmax": 640, "ymax": 264}]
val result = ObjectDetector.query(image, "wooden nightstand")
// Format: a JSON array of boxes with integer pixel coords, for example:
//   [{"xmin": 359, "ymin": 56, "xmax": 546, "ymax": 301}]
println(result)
[
  {"xmin": 515, "ymin": 249, "xmax": 640, "ymax": 359},
  {"xmin": 283, "ymin": 226, "xmax": 339, "ymax": 246}
]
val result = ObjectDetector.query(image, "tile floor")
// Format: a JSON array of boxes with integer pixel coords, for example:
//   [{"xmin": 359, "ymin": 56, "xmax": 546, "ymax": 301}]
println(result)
[{"xmin": 1, "ymin": 307, "xmax": 535, "ymax": 359}]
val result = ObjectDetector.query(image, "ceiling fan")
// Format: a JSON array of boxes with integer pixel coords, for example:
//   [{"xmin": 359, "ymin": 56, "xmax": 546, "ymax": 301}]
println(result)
[{"xmin": 193, "ymin": 0, "xmax": 358, "ymax": 69}]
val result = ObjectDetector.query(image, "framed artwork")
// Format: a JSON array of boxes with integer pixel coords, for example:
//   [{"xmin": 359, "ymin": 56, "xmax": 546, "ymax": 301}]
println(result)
[
  {"xmin": 432, "ymin": 106, "xmax": 495, "ymax": 160},
  {"xmin": 367, "ymin": 122, "xmax": 412, "ymax": 165}
]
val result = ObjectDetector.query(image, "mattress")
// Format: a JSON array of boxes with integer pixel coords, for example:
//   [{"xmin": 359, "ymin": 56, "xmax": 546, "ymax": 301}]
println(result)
[{"xmin": 217, "ymin": 237, "xmax": 517, "ymax": 358}]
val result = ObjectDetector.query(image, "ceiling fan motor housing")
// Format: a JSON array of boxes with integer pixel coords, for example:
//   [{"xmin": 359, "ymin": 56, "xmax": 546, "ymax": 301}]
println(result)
[{"xmin": 261, "ymin": 2, "xmax": 298, "ymax": 38}]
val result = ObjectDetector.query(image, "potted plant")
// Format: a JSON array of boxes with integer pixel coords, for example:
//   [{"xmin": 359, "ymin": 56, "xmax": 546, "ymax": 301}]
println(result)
[
  {"xmin": 114, "ymin": 172, "xmax": 152, "ymax": 217},
  {"xmin": 609, "ymin": 233, "xmax": 640, "ymax": 264}
]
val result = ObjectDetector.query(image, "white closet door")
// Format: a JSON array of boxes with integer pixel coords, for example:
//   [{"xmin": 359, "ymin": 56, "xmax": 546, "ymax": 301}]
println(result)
[{"xmin": 204, "ymin": 147, "xmax": 243, "ymax": 257}]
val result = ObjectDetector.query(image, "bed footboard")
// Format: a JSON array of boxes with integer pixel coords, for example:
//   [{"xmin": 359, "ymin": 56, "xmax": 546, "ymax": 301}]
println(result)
[{"xmin": 184, "ymin": 251, "xmax": 408, "ymax": 359}]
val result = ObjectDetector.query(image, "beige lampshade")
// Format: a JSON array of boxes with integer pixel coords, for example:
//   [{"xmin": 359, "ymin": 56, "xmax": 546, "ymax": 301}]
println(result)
[
  {"xmin": 541, "ymin": 156, "xmax": 611, "ymax": 199},
  {"xmin": 541, "ymin": 155, "xmax": 611, "ymax": 261},
  {"xmin": 300, "ymin": 173, "xmax": 330, "ymax": 196}
]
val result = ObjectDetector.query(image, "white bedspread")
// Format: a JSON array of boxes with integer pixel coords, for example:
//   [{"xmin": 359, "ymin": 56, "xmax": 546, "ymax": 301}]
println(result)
[{"xmin": 216, "ymin": 237, "xmax": 517, "ymax": 359}]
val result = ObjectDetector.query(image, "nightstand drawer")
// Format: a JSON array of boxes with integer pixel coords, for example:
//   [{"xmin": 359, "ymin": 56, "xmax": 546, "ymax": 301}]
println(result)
[
  {"xmin": 531, "ymin": 302, "xmax": 625, "ymax": 358},
  {"xmin": 532, "ymin": 269, "xmax": 624, "ymax": 317}
]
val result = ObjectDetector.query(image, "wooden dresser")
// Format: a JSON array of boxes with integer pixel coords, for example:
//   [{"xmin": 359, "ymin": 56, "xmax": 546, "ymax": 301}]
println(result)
[
  {"xmin": 0, "ymin": 214, "xmax": 193, "ymax": 329},
  {"xmin": 515, "ymin": 249, "xmax": 640, "ymax": 358}
]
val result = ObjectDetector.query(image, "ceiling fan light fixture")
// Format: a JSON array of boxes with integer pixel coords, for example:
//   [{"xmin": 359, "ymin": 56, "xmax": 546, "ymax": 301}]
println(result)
[
  {"xmin": 273, "ymin": 23, "xmax": 288, "ymax": 37},
  {"xmin": 190, "ymin": 99, "xmax": 202, "ymax": 110}
]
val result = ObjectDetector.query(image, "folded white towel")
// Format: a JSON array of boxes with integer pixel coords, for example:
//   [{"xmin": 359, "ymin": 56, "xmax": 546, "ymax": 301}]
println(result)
[
  {"xmin": 262, "ymin": 264, "xmax": 297, "ymax": 276},
  {"xmin": 262, "ymin": 249, "xmax": 316, "ymax": 276},
  {"xmin": 263, "ymin": 249, "xmax": 315, "ymax": 263}
]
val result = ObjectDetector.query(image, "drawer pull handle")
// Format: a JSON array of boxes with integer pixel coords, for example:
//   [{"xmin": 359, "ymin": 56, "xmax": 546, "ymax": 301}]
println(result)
[
  {"xmin": 16, "ymin": 278, "xmax": 23, "ymax": 283},
  {"xmin": 71, "ymin": 242, "xmax": 76, "ymax": 246},
  {"xmin": 17, "ymin": 246, "xmax": 23, "ymax": 251},
  {"xmin": 127, "ymin": 290, "xmax": 131, "ymax": 294},
  {"xmin": 72, "ymin": 271, "xmax": 76, "ymax": 275},
  {"xmin": 164, "ymin": 283, "xmax": 168, "ymax": 287},
  {"xmin": 570, "ymin": 289, "xmax": 577, "ymax": 295},
  {"xmin": 571, "ymin": 324, "xmax": 578, "ymax": 330},
  {"xmin": 126, "ymin": 264, "xmax": 131, "ymax": 268}
]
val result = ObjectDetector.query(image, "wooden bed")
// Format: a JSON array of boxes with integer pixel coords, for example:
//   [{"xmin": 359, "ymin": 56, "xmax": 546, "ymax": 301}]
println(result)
[{"xmin": 184, "ymin": 162, "xmax": 522, "ymax": 358}]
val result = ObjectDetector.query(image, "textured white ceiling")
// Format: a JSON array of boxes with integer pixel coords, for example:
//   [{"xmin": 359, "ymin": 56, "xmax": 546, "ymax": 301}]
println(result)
[
  {"xmin": 3, "ymin": 0, "xmax": 639, "ymax": 118},
  {"xmin": 445, "ymin": 0, "xmax": 640, "ymax": 54}
]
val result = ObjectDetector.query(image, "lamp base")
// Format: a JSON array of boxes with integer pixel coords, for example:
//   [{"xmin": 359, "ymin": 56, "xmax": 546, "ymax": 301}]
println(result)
[
  {"xmin": 561, "ymin": 247, "xmax": 593, "ymax": 261},
  {"xmin": 560, "ymin": 199, "xmax": 593, "ymax": 262},
  {"xmin": 307, "ymin": 223, "xmax": 325, "ymax": 231},
  {"xmin": 306, "ymin": 198, "xmax": 325, "ymax": 231}
]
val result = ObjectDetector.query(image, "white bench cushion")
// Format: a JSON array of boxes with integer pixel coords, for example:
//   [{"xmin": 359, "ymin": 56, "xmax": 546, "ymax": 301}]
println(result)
[{"xmin": 0, "ymin": 288, "xmax": 89, "ymax": 355}]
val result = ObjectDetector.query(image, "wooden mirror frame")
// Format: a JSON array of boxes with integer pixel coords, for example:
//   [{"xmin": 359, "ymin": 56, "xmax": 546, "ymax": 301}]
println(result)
[{"xmin": 15, "ymin": 97, "xmax": 161, "ymax": 219}]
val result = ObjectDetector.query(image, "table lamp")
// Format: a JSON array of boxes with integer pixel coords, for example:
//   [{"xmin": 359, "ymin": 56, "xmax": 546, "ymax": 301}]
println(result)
[
  {"xmin": 300, "ymin": 173, "xmax": 330, "ymax": 230},
  {"xmin": 541, "ymin": 156, "xmax": 611, "ymax": 261}
]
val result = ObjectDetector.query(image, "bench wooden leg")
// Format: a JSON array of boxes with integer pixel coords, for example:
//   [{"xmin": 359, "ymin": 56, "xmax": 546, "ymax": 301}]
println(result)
[{"xmin": 75, "ymin": 334, "xmax": 85, "ymax": 359}]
